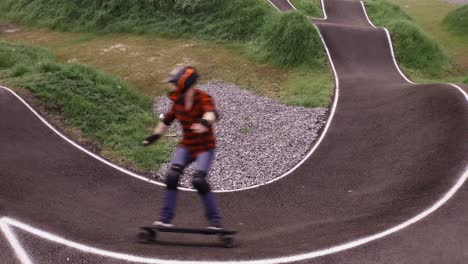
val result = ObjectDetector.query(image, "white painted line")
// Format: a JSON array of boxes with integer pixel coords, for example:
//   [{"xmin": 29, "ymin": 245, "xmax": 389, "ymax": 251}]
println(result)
[
  {"xmin": 288, "ymin": 0, "xmax": 328, "ymax": 20},
  {"xmin": 1, "ymin": 1, "xmax": 467, "ymax": 263},
  {"xmin": 266, "ymin": 0, "xmax": 281, "ymax": 11},
  {"xmin": 0, "ymin": 72, "xmax": 338, "ymax": 192},
  {"xmin": 0, "ymin": 86, "xmax": 194, "ymax": 191},
  {"xmin": 2, "ymin": 165, "xmax": 468, "ymax": 264},
  {"xmin": 360, "ymin": 1, "xmax": 415, "ymax": 84},
  {"xmin": 286, "ymin": 0, "xmax": 298, "ymax": 11},
  {"xmin": 226, "ymin": 23, "xmax": 342, "ymax": 192},
  {"xmin": 0, "ymin": 13, "xmax": 340, "ymax": 194},
  {"xmin": 317, "ymin": 0, "xmax": 328, "ymax": 20},
  {"xmin": 172, "ymin": 0, "xmax": 339, "ymax": 192},
  {"xmin": 360, "ymin": 1, "xmax": 468, "ymax": 100},
  {"xmin": 0, "ymin": 0, "xmax": 332, "ymax": 194},
  {"xmin": 383, "ymin": 28, "xmax": 415, "ymax": 84},
  {"xmin": 0, "ymin": 220, "xmax": 34, "ymax": 264},
  {"xmin": 309, "ymin": 0, "xmax": 328, "ymax": 20},
  {"xmin": 360, "ymin": 1, "xmax": 377, "ymax": 28},
  {"xmin": 449, "ymin": 83, "xmax": 468, "ymax": 101}
]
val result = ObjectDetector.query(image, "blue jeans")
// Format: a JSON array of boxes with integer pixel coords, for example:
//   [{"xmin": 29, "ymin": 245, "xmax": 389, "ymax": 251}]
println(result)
[
  {"xmin": 172, "ymin": 146, "xmax": 214, "ymax": 172},
  {"xmin": 160, "ymin": 147, "xmax": 221, "ymax": 225}
]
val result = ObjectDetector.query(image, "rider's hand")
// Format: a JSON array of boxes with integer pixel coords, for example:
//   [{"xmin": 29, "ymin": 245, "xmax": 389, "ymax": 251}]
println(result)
[
  {"xmin": 191, "ymin": 123, "xmax": 209, "ymax": 134},
  {"xmin": 143, "ymin": 134, "xmax": 161, "ymax": 146}
]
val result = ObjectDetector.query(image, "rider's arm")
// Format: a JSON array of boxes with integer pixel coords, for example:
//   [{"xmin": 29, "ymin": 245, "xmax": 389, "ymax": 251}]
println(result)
[{"xmin": 143, "ymin": 104, "xmax": 176, "ymax": 146}]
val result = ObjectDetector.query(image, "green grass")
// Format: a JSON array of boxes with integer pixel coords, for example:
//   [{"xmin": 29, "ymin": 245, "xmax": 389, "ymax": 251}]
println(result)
[
  {"xmin": 283, "ymin": 69, "xmax": 331, "ymax": 107},
  {"xmin": 387, "ymin": 0, "xmax": 468, "ymax": 74},
  {"xmin": 364, "ymin": 0, "xmax": 452, "ymax": 78},
  {"xmin": 254, "ymin": 12, "xmax": 325, "ymax": 68},
  {"xmin": 0, "ymin": 42, "xmax": 173, "ymax": 171},
  {"xmin": 0, "ymin": 0, "xmax": 326, "ymax": 69},
  {"xmin": 443, "ymin": 5, "xmax": 468, "ymax": 37},
  {"xmin": 290, "ymin": 0, "xmax": 324, "ymax": 17}
]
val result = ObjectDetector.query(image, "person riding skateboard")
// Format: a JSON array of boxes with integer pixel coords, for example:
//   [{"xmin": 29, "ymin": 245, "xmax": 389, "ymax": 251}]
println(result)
[{"xmin": 143, "ymin": 66, "xmax": 222, "ymax": 229}]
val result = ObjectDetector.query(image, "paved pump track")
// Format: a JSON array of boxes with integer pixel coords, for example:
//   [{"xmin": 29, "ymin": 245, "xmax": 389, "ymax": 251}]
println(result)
[{"xmin": 1, "ymin": 0, "xmax": 467, "ymax": 263}]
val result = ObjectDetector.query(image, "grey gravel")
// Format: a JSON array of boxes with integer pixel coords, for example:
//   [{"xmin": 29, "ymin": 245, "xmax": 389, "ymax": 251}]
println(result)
[{"xmin": 150, "ymin": 81, "xmax": 328, "ymax": 191}]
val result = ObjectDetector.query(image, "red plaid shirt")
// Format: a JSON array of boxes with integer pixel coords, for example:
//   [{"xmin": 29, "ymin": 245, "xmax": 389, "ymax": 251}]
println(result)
[{"xmin": 163, "ymin": 89, "xmax": 217, "ymax": 158}]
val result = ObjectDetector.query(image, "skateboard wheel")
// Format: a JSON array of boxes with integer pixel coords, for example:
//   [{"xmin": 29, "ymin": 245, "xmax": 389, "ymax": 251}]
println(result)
[
  {"xmin": 222, "ymin": 235, "xmax": 234, "ymax": 248},
  {"xmin": 137, "ymin": 229, "xmax": 156, "ymax": 243}
]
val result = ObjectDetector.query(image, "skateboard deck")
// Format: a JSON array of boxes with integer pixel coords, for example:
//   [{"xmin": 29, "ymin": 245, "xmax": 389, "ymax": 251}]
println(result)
[{"xmin": 137, "ymin": 226, "xmax": 238, "ymax": 248}]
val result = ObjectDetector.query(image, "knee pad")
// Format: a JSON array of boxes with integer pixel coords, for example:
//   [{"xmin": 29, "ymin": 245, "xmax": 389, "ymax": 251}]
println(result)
[
  {"xmin": 192, "ymin": 171, "xmax": 211, "ymax": 194},
  {"xmin": 165, "ymin": 164, "xmax": 183, "ymax": 190}
]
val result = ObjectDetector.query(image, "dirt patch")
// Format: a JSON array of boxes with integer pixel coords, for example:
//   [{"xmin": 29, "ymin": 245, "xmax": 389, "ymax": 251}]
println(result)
[
  {"xmin": 0, "ymin": 24, "xmax": 20, "ymax": 33},
  {"xmin": 100, "ymin": 43, "xmax": 128, "ymax": 54},
  {"xmin": 442, "ymin": 0, "xmax": 468, "ymax": 3}
]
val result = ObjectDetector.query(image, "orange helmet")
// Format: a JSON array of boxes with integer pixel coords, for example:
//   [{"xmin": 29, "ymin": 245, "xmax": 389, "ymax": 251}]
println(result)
[{"xmin": 166, "ymin": 66, "xmax": 199, "ymax": 101}]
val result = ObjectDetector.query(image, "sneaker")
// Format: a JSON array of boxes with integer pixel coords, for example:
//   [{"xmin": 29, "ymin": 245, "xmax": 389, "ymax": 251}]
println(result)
[
  {"xmin": 207, "ymin": 221, "xmax": 222, "ymax": 230},
  {"xmin": 152, "ymin": 220, "xmax": 174, "ymax": 228}
]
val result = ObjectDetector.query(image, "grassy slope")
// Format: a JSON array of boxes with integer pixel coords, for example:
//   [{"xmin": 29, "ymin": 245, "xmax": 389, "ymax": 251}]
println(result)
[
  {"xmin": 443, "ymin": 5, "xmax": 468, "ymax": 37},
  {"xmin": 381, "ymin": 0, "xmax": 468, "ymax": 84},
  {"xmin": 0, "ymin": 0, "xmax": 325, "ymax": 69},
  {"xmin": 0, "ymin": 0, "xmax": 334, "ymax": 107},
  {"xmin": 364, "ymin": 0, "xmax": 453, "ymax": 80},
  {"xmin": 446, "ymin": 4, "xmax": 468, "ymax": 85},
  {"xmin": 0, "ymin": 42, "xmax": 173, "ymax": 171},
  {"xmin": 290, "ymin": 0, "xmax": 324, "ymax": 17}
]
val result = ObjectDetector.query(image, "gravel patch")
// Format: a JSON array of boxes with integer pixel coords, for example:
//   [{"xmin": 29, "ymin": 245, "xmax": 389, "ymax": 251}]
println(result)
[{"xmin": 151, "ymin": 81, "xmax": 328, "ymax": 191}]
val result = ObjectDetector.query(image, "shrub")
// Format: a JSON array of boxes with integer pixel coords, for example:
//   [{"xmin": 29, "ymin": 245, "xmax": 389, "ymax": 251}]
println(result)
[
  {"xmin": 443, "ymin": 5, "xmax": 468, "ymax": 36},
  {"xmin": 256, "ymin": 12, "xmax": 325, "ymax": 68}
]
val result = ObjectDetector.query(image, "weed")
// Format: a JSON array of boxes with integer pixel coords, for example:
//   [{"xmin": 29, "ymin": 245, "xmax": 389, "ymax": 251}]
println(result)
[{"xmin": 11, "ymin": 64, "xmax": 32, "ymax": 77}]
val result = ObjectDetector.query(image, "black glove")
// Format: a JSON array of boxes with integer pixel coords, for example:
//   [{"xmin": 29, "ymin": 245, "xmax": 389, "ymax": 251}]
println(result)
[{"xmin": 143, "ymin": 134, "xmax": 161, "ymax": 146}]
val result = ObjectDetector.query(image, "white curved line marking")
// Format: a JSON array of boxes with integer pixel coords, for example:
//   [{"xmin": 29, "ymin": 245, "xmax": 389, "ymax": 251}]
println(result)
[
  {"xmin": 1, "ymin": 68, "xmax": 337, "ymax": 193},
  {"xmin": 360, "ymin": 2, "xmax": 468, "ymax": 100},
  {"xmin": 288, "ymin": 0, "xmax": 328, "ymax": 20},
  {"xmin": 449, "ymin": 83, "xmax": 468, "ymax": 100},
  {"xmin": 320, "ymin": 0, "xmax": 328, "ymax": 19},
  {"xmin": 383, "ymin": 28, "xmax": 415, "ymax": 84},
  {"xmin": 360, "ymin": 1, "xmax": 415, "ymax": 84},
  {"xmin": 266, "ymin": 0, "xmax": 281, "ymax": 11},
  {"xmin": 1, "ymin": 0, "xmax": 467, "ymax": 262},
  {"xmin": 0, "ymin": 5, "xmax": 338, "ymax": 194},
  {"xmin": 2, "ymin": 17, "xmax": 466, "ymax": 264},
  {"xmin": 360, "ymin": 1, "xmax": 377, "ymax": 28},
  {"xmin": 0, "ymin": 86, "xmax": 176, "ymax": 189},
  {"xmin": 2, "ymin": 166, "xmax": 467, "ymax": 264},
  {"xmin": 1, "ymin": 220, "xmax": 34, "ymax": 264},
  {"xmin": 226, "ymin": 20, "xmax": 341, "ymax": 192},
  {"xmin": 0, "ymin": 0, "xmax": 333, "ymax": 193},
  {"xmin": 286, "ymin": 0, "xmax": 298, "ymax": 10}
]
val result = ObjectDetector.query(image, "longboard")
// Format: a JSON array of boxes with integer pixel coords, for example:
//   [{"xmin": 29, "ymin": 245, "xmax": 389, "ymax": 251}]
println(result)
[{"xmin": 137, "ymin": 226, "xmax": 238, "ymax": 248}]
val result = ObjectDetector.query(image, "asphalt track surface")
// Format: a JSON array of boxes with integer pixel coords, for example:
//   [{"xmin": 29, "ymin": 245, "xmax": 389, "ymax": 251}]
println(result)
[{"xmin": 1, "ymin": 0, "xmax": 467, "ymax": 263}]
